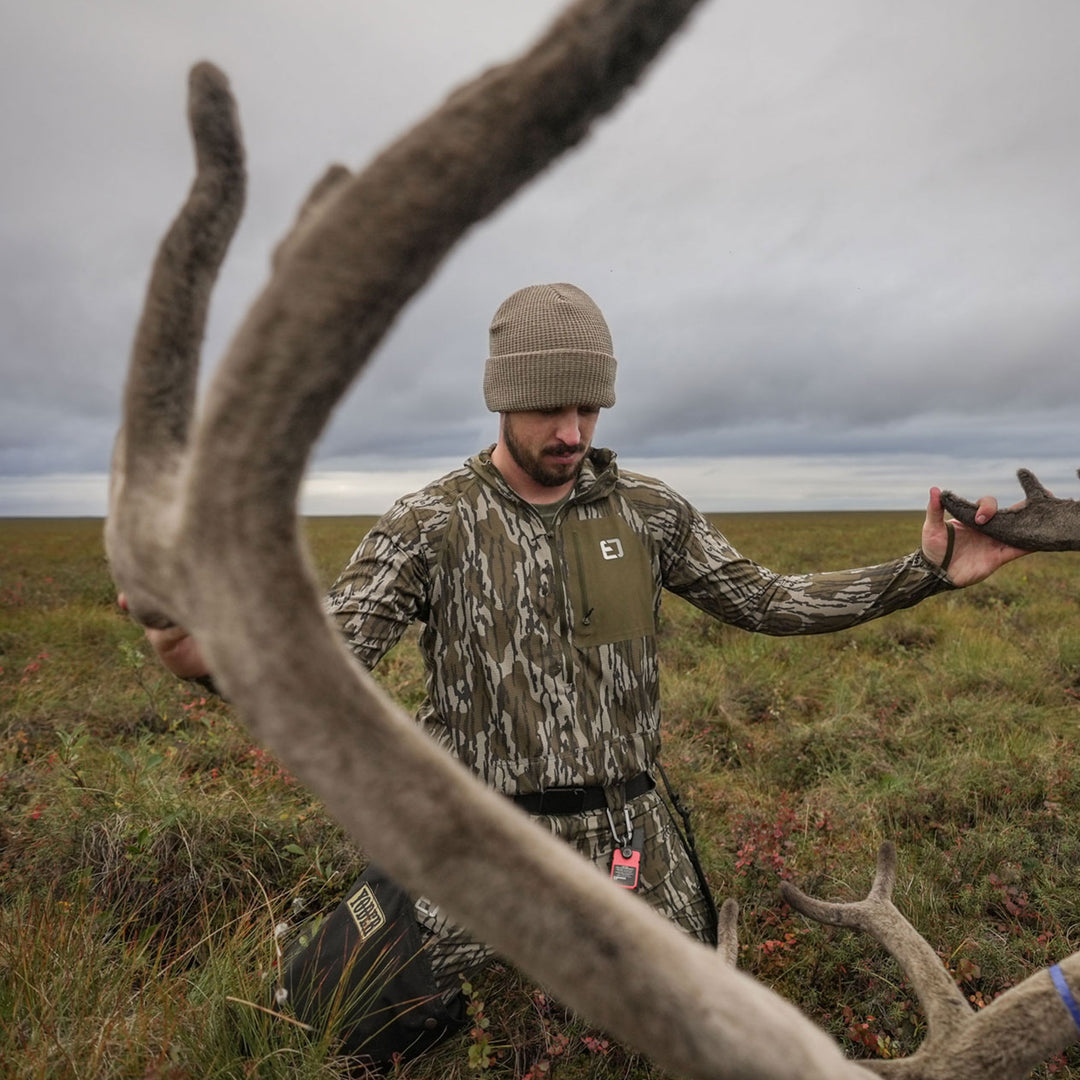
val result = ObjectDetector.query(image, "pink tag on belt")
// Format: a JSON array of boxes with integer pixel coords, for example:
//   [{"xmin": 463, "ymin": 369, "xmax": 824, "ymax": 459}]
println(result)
[{"xmin": 610, "ymin": 827, "xmax": 644, "ymax": 890}]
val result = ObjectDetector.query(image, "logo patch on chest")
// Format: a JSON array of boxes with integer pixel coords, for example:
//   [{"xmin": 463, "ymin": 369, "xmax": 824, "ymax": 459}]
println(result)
[{"xmin": 599, "ymin": 538, "xmax": 624, "ymax": 560}]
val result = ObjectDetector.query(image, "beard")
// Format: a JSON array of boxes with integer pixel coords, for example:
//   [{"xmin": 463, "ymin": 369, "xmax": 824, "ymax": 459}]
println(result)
[{"xmin": 503, "ymin": 416, "xmax": 587, "ymax": 488}]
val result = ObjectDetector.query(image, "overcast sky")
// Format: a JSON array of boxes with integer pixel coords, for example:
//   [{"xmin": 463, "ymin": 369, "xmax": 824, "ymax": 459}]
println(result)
[{"xmin": 2, "ymin": 0, "xmax": 1077, "ymax": 517}]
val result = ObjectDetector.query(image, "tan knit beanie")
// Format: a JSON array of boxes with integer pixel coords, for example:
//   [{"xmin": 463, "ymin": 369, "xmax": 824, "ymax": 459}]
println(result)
[{"xmin": 483, "ymin": 283, "xmax": 617, "ymax": 412}]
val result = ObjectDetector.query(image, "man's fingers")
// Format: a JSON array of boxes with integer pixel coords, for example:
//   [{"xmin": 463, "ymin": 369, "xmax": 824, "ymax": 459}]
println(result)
[{"xmin": 973, "ymin": 495, "xmax": 998, "ymax": 526}]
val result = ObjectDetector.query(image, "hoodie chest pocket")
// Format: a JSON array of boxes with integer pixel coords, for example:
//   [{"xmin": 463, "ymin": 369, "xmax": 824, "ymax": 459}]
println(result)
[{"xmin": 564, "ymin": 517, "xmax": 656, "ymax": 647}]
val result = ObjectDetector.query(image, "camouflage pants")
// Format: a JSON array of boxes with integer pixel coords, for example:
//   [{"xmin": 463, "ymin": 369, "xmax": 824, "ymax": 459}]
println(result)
[{"xmin": 415, "ymin": 789, "xmax": 715, "ymax": 996}]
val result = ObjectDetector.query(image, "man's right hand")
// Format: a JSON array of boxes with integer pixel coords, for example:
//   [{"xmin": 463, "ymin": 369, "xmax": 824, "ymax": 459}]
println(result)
[{"xmin": 117, "ymin": 594, "xmax": 211, "ymax": 680}]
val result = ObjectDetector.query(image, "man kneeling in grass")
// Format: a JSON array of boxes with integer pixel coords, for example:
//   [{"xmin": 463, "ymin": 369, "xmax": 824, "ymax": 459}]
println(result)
[{"xmin": 125, "ymin": 282, "xmax": 1025, "ymax": 1063}]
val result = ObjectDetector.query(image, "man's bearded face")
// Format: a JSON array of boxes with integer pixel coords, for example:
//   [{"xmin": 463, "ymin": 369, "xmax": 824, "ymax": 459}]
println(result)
[{"xmin": 502, "ymin": 407, "xmax": 599, "ymax": 488}]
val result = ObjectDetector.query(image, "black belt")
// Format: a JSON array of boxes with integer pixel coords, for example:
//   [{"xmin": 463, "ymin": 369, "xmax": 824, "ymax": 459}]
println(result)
[{"xmin": 511, "ymin": 773, "xmax": 654, "ymax": 815}]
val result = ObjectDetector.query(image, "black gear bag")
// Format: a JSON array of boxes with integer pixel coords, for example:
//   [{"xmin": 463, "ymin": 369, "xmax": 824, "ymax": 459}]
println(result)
[{"xmin": 279, "ymin": 863, "xmax": 466, "ymax": 1065}]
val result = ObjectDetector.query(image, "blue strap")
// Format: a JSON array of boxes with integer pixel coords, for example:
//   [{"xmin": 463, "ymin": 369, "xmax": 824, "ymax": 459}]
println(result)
[{"xmin": 1050, "ymin": 964, "xmax": 1080, "ymax": 1033}]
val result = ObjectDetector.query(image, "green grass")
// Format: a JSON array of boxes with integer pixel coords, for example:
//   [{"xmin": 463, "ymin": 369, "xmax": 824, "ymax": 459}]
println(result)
[{"xmin": 2, "ymin": 514, "xmax": 1079, "ymax": 1077}]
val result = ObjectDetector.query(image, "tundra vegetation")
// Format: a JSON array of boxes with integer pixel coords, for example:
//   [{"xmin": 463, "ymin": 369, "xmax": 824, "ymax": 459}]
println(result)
[{"xmin": 2, "ymin": 513, "xmax": 1078, "ymax": 1078}]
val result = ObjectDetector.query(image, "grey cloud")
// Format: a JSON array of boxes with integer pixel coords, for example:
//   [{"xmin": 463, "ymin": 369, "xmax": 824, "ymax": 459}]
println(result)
[{"xmin": 2, "ymin": 0, "xmax": 1078, "ymax": 513}]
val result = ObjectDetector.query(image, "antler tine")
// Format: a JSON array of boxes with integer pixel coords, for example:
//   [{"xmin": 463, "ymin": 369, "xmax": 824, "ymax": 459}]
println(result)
[
  {"xmin": 868, "ymin": 838, "xmax": 897, "ymax": 900},
  {"xmin": 780, "ymin": 843, "xmax": 904, "ymax": 927},
  {"xmin": 106, "ymin": 61, "xmax": 244, "ymax": 630},
  {"xmin": 270, "ymin": 163, "xmax": 353, "ymax": 274},
  {"xmin": 717, "ymin": 897, "xmax": 740, "ymax": 967},
  {"xmin": 124, "ymin": 62, "xmax": 244, "ymax": 476},
  {"xmin": 781, "ymin": 843, "xmax": 972, "ymax": 1051}
]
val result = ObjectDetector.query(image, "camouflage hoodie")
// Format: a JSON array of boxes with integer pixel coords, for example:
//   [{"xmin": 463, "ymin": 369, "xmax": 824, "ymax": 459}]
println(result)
[{"xmin": 326, "ymin": 447, "xmax": 952, "ymax": 796}]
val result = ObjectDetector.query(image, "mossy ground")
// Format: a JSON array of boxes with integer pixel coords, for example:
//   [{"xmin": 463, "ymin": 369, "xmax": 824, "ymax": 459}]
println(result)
[{"xmin": 2, "ymin": 514, "xmax": 1078, "ymax": 1078}]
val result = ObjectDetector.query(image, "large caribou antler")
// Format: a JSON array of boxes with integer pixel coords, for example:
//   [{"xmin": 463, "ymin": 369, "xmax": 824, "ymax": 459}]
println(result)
[
  {"xmin": 940, "ymin": 469, "xmax": 1080, "ymax": 551},
  {"xmin": 107, "ymin": 4, "xmax": 868, "ymax": 1078},
  {"xmin": 782, "ymin": 844, "xmax": 1080, "ymax": 1078},
  {"xmin": 106, "ymin": 2, "xmax": 1080, "ymax": 1078}
]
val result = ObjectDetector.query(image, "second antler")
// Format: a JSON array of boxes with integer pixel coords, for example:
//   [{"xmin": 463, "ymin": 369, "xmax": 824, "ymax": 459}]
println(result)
[{"xmin": 782, "ymin": 843, "xmax": 1080, "ymax": 1079}]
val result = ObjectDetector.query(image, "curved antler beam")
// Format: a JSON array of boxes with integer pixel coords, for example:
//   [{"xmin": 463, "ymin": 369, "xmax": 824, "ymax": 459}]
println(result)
[
  {"xmin": 107, "ymin": 3, "xmax": 878, "ymax": 1078},
  {"xmin": 940, "ymin": 469, "xmax": 1080, "ymax": 552}
]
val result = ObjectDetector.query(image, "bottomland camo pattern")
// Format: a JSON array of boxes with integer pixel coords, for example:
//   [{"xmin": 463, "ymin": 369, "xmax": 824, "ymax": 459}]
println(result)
[
  {"xmin": 326, "ymin": 446, "xmax": 953, "ymax": 798},
  {"xmin": 414, "ymin": 791, "xmax": 714, "ymax": 995},
  {"xmin": 324, "ymin": 445, "xmax": 952, "ymax": 990}
]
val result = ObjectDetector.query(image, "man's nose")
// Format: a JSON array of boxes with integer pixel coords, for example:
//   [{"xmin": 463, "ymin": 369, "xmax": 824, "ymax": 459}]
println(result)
[{"xmin": 554, "ymin": 412, "xmax": 581, "ymax": 445}]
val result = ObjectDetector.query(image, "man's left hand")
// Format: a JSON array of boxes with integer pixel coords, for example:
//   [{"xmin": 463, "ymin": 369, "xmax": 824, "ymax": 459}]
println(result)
[{"xmin": 922, "ymin": 487, "xmax": 1030, "ymax": 587}]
